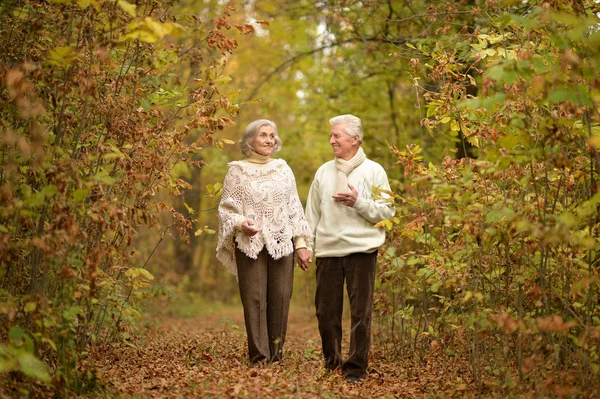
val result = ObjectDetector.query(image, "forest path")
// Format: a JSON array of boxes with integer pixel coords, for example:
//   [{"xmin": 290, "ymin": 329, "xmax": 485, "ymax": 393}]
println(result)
[{"xmin": 82, "ymin": 297, "xmax": 471, "ymax": 399}]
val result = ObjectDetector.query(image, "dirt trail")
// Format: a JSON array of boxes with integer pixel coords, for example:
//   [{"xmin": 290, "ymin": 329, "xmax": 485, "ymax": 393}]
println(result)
[{"xmin": 83, "ymin": 299, "xmax": 472, "ymax": 398}]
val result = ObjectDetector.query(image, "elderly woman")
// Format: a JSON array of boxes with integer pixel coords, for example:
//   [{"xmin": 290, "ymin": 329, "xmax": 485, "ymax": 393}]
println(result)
[{"xmin": 216, "ymin": 119, "xmax": 313, "ymax": 366}]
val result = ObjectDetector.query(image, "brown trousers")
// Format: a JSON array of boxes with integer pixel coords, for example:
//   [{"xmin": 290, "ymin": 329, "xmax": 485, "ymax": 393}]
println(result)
[
  {"xmin": 235, "ymin": 246, "xmax": 294, "ymax": 364},
  {"xmin": 315, "ymin": 251, "xmax": 377, "ymax": 379}
]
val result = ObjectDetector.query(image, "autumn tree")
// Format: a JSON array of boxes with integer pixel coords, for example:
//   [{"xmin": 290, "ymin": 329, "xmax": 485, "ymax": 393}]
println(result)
[{"xmin": 0, "ymin": 0, "xmax": 254, "ymax": 394}]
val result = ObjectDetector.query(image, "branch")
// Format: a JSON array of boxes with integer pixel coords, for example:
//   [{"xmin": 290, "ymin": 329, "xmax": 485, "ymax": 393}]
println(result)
[{"xmin": 244, "ymin": 36, "xmax": 407, "ymax": 102}]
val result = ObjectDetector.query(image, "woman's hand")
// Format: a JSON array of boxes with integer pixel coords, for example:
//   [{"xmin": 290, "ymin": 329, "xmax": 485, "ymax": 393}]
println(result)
[
  {"xmin": 241, "ymin": 219, "xmax": 260, "ymax": 236},
  {"xmin": 296, "ymin": 248, "xmax": 313, "ymax": 271}
]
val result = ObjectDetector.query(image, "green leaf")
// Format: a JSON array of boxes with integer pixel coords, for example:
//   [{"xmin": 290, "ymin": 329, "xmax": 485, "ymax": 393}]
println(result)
[
  {"xmin": 72, "ymin": 188, "xmax": 89, "ymax": 202},
  {"xmin": 213, "ymin": 75, "xmax": 232, "ymax": 84},
  {"xmin": 547, "ymin": 90, "xmax": 576, "ymax": 104},
  {"xmin": 9, "ymin": 327, "xmax": 23, "ymax": 344},
  {"xmin": 93, "ymin": 169, "xmax": 119, "ymax": 185},
  {"xmin": 40, "ymin": 185, "xmax": 58, "ymax": 199},
  {"xmin": 509, "ymin": 13, "xmax": 540, "ymax": 30},
  {"xmin": 62, "ymin": 306, "xmax": 82, "ymax": 321},
  {"xmin": 24, "ymin": 302, "xmax": 36, "ymax": 313},
  {"xmin": 17, "ymin": 352, "xmax": 51, "ymax": 382},
  {"xmin": 486, "ymin": 208, "xmax": 515, "ymax": 223}
]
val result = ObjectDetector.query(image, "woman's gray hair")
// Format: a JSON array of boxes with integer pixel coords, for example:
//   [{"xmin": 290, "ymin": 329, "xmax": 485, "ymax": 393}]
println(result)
[
  {"xmin": 239, "ymin": 119, "xmax": 282, "ymax": 156},
  {"xmin": 329, "ymin": 114, "xmax": 363, "ymax": 143}
]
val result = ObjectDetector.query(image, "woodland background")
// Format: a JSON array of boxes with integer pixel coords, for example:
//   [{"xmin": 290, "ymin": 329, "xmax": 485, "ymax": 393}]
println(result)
[{"xmin": 1, "ymin": 0, "xmax": 600, "ymax": 397}]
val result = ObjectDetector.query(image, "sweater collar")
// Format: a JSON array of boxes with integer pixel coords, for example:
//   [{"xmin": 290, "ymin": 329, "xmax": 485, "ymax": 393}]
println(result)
[{"xmin": 246, "ymin": 151, "xmax": 273, "ymax": 164}]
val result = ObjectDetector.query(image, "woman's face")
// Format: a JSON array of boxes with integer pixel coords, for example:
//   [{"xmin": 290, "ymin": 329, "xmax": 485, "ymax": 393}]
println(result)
[{"xmin": 251, "ymin": 125, "xmax": 276, "ymax": 156}]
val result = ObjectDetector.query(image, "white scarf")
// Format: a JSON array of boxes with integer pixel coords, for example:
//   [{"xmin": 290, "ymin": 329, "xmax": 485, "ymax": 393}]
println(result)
[{"xmin": 334, "ymin": 146, "xmax": 366, "ymax": 193}]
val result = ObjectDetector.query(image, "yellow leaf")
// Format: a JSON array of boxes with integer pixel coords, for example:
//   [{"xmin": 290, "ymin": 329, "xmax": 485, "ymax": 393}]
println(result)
[
  {"xmin": 588, "ymin": 135, "xmax": 600, "ymax": 149},
  {"xmin": 374, "ymin": 219, "xmax": 392, "ymax": 230},
  {"xmin": 123, "ymin": 28, "xmax": 159, "ymax": 43},
  {"xmin": 137, "ymin": 268, "xmax": 154, "ymax": 281},
  {"xmin": 241, "ymin": 99, "xmax": 262, "ymax": 105},
  {"xmin": 117, "ymin": 0, "xmax": 136, "ymax": 17},
  {"xmin": 467, "ymin": 136, "xmax": 480, "ymax": 147},
  {"xmin": 462, "ymin": 292, "xmax": 473, "ymax": 303},
  {"xmin": 450, "ymin": 119, "xmax": 460, "ymax": 131},
  {"xmin": 144, "ymin": 17, "xmax": 175, "ymax": 38},
  {"xmin": 48, "ymin": 46, "xmax": 78, "ymax": 67}
]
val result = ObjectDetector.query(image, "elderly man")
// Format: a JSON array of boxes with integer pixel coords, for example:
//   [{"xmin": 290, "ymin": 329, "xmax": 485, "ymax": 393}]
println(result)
[{"xmin": 299, "ymin": 114, "xmax": 395, "ymax": 382}]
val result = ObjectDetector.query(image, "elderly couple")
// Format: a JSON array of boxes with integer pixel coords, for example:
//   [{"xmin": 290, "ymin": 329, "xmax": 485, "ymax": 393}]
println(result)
[{"xmin": 216, "ymin": 114, "xmax": 395, "ymax": 383}]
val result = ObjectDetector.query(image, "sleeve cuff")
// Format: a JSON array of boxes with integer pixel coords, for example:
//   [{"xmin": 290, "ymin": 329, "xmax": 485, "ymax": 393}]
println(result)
[
  {"xmin": 294, "ymin": 236, "xmax": 307, "ymax": 249},
  {"xmin": 235, "ymin": 217, "xmax": 245, "ymax": 231}
]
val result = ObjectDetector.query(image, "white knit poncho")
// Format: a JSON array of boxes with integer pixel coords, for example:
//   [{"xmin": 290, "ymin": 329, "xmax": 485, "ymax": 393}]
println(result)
[{"xmin": 216, "ymin": 158, "xmax": 313, "ymax": 277}]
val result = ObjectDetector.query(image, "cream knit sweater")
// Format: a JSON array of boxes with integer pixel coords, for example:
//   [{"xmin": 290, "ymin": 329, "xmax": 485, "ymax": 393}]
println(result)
[
  {"xmin": 216, "ymin": 155, "xmax": 313, "ymax": 277},
  {"xmin": 305, "ymin": 157, "xmax": 395, "ymax": 258}
]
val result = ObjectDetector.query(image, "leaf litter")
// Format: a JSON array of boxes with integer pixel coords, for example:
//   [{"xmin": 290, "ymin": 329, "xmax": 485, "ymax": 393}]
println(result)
[{"xmin": 76, "ymin": 300, "xmax": 589, "ymax": 399}]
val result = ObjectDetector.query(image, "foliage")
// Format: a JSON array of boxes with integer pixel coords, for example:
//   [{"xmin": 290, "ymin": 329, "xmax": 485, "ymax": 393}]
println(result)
[
  {"xmin": 194, "ymin": 0, "xmax": 600, "ymax": 394},
  {"xmin": 375, "ymin": 0, "xmax": 600, "ymax": 395},
  {"xmin": 3, "ymin": 0, "xmax": 599, "ymax": 396},
  {"xmin": 208, "ymin": 0, "xmax": 600, "ymax": 395},
  {"xmin": 0, "ymin": 0, "xmax": 252, "ymax": 394}
]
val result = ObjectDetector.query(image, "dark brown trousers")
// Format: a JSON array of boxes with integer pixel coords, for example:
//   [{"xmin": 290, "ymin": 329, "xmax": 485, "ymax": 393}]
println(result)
[
  {"xmin": 235, "ymin": 246, "xmax": 294, "ymax": 364},
  {"xmin": 315, "ymin": 251, "xmax": 377, "ymax": 378}
]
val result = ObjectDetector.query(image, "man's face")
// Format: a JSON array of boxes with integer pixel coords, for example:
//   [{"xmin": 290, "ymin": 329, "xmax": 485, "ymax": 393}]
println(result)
[{"xmin": 329, "ymin": 123, "xmax": 359, "ymax": 160}]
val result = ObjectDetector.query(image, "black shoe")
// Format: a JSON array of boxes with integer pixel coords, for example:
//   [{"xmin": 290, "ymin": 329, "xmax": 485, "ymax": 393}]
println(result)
[{"xmin": 345, "ymin": 375, "xmax": 361, "ymax": 383}]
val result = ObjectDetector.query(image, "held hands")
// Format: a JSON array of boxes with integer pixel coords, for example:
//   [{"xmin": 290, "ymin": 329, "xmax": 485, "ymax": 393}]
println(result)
[
  {"xmin": 296, "ymin": 248, "xmax": 312, "ymax": 272},
  {"xmin": 241, "ymin": 219, "xmax": 260, "ymax": 236},
  {"xmin": 332, "ymin": 183, "xmax": 358, "ymax": 207}
]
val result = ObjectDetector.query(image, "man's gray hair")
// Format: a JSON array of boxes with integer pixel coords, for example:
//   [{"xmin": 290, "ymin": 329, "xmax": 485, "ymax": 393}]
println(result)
[
  {"xmin": 239, "ymin": 119, "xmax": 282, "ymax": 156},
  {"xmin": 329, "ymin": 114, "xmax": 363, "ymax": 143}
]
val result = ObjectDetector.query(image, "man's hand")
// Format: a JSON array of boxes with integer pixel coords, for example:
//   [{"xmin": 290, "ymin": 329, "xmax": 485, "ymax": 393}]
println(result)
[
  {"xmin": 296, "ymin": 248, "xmax": 313, "ymax": 271},
  {"xmin": 241, "ymin": 219, "xmax": 260, "ymax": 236},
  {"xmin": 332, "ymin": 183, "xmax": 358, "ymax": 207}
]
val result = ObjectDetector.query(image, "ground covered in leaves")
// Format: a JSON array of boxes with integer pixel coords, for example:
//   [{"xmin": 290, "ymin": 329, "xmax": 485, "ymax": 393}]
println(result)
[
  {"xmin": 75, "ymin": 296, "xmax": 472, "ymax": 399},
  {"xmin": 75, "ymin": 295, "xmax": 591, "ymax": 399}
]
